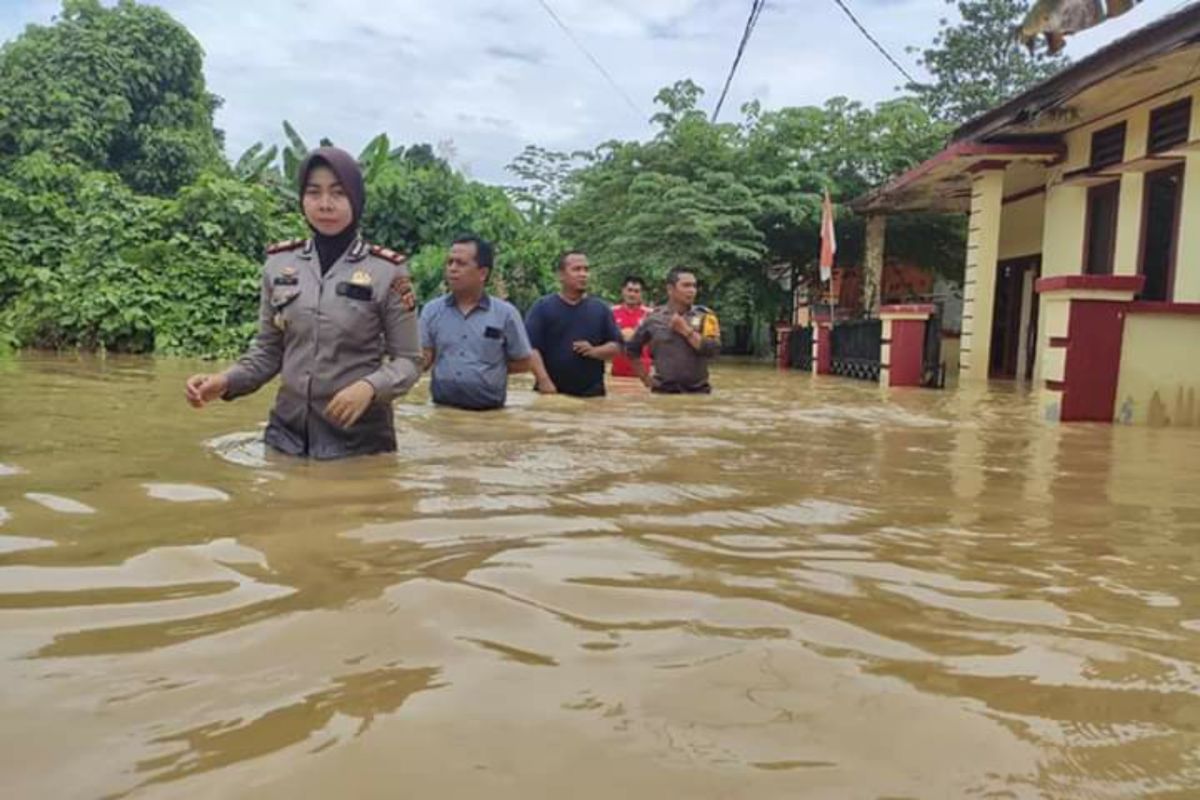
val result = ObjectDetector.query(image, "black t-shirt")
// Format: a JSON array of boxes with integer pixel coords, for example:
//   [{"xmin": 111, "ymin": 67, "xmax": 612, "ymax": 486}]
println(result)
[{"xmin": 525, "ymin": 294, "xmax": 623, "ymax": 396}]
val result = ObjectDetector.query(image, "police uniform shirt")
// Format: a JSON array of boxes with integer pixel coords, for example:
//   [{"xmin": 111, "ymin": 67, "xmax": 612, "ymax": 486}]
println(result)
[
  {"xmin": 626, "ymin": 305, "xmax": 721, "ymax": 394},
  {"xmin": 223, "ymin": 238, "xmax": 422, "ymax": 459}
]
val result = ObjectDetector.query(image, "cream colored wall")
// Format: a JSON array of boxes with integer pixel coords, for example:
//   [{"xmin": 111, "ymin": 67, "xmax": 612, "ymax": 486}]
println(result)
[
  {"xmin": 998, "ymin": 194, "xmax": 1045, "ymax": 260},
  {"xmin": 1113, "ymin": 112, "xmax": 1149, "ymax": 277},
  {"xmin": 1174, "ymin": 96, "xmax": 1200, "ymax": 301},
  {"xmin": 1041, "ymin": 83, "xmax": 1200, "ymax": 281},
  {"xmin": 1031, "ymin": 83, "xmax": 1200, "ymax": 385},
  {"xmin": 1115, "ymin": 313, "xmax": 1200, "ymax": 426}
]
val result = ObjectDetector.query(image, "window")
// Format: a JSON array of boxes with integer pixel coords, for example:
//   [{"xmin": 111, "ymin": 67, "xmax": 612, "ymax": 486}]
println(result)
[
  {"xmin": 1138, "ymin": 164, "xmax": 1184, "ymax": 301},
  {"xmin": 1084, "ymin": 182, "xmax": 1120, "ymax": 276},
  {"xmin": 1090, "ymin": 123, "xmax": 1127, "ymax": 170},
  {"xmin": 1148, "ymin": 99, "xmax": 1192, "ymax": 154}
]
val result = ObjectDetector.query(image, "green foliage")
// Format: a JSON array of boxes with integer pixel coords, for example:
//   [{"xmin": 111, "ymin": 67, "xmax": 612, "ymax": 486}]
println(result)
[
  {"xmin": 907, "ymin": 0, "xmax": 1068, "ymax": 124},
  {"xmin": 0, "ymin": 155, "xmax": 290, "ymax": 356},
  {"xmin": 0, "ymin": 0, "xmax": 225, "ymax": 195},
  {"xmin": 0, "ymin": 0, "xmax": 981, "ymax": 360},
  {"xmin": 553, "ymin": 83, "xmax": 963, "ymax": 345}
]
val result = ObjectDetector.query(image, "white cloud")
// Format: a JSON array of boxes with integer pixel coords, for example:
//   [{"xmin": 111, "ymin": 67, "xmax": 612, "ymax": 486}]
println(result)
[{"xmin": 0, "ymin": 0, "xmax": 1185, "ymax": 183}]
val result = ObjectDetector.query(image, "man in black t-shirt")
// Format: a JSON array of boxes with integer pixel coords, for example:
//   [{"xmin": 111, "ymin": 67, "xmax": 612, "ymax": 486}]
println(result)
[{"xmin": 525, "ymin": 251, "xmax": 623, "ymax": 397}]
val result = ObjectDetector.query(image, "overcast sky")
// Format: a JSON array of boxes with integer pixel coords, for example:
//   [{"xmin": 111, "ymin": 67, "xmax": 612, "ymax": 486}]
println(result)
[{"xmin": 0, "ymin": 0, "xmax": 1184, "ymax": 183}]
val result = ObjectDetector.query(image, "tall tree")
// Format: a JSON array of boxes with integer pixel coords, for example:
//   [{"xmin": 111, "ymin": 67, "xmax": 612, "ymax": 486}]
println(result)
[
  {"xmin": 0, "ymin": 0, "xmax": 224, "ymax": 195},
  {"xmin": 907, "ymin": 0, "xmax": 1068, "ymax": 124}
]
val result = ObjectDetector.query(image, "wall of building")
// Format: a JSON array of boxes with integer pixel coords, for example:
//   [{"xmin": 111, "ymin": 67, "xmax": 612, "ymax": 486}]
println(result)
[
  {"xmin": 998, "ymin": 193, "xmax": 1045, "ymax": 261},
  {"xmin": 1175, "ymin": 96, "xmax": 1200, "ymax": 301},
  {"xmin": 1040, "ymin": 83, "xmax": 1200, "ymax": 286},
  {"xmin": 1114, "ymin": 311, "xmax": 1200, "ymax": 426}
]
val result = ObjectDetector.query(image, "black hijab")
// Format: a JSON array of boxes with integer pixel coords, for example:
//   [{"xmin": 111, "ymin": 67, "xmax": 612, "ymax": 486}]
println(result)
[{"xmin": 297, "ymin": 147, "xmax": 366, "ymax": 275}]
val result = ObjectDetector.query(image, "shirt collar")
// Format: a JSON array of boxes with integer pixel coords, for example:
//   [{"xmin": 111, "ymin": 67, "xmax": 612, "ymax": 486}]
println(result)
[{"xmin": 445, "ymin": 292, "xmax": 492, "ymax": 311}]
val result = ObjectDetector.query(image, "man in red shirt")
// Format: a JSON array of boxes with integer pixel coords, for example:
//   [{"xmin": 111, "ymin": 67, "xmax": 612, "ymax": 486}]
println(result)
[{"xmin": 611, "ymin": 275, "xmax": 653, "ymax": 378}]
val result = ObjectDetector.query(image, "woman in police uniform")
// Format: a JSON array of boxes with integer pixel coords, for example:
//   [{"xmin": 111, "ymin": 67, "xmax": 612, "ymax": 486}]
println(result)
[{"xmin": 185, "ymin": 147, "xmax": 421, "ymax": 459}]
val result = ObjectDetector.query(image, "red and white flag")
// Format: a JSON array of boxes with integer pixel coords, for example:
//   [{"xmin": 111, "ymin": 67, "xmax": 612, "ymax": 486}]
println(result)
[{"xmin": 819, "ymin": 189, "xmax": 836, "ymax": 284}]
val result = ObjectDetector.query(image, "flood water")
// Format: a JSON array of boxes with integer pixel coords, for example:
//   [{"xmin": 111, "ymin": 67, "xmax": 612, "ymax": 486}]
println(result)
[{"xmin": 1, "ymin": 353, "xmax": 1199, "ymax": 799}]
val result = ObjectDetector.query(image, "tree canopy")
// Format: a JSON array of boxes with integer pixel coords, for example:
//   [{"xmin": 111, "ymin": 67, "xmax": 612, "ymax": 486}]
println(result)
[{"xmin": 0, "ymin": 0, "xmax": 224, "ymax": 195}]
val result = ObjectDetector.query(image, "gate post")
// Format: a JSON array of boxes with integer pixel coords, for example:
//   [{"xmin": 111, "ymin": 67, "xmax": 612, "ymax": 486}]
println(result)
[
  {"xmin": 880, "ymin": 304, "xmax": 935, "ymax": 387},
  {"xmin": 774, "ymin": 323, "xmax": 792, "ymax": 369},
  {"xmin": 813, "ymin": 313, "xmax": 833, "ymax": 375}
]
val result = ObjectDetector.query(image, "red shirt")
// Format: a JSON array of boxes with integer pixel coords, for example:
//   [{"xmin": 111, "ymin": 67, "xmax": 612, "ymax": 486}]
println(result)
[{"xmin": 611, "ymin": 304, "xmax": 652, "ymax": 377}]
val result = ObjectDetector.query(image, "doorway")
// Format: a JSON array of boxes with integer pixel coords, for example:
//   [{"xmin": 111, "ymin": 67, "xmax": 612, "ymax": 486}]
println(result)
[{"xmin": 990, "ymin": 256, "xmax": 1041, "ymax": 381}]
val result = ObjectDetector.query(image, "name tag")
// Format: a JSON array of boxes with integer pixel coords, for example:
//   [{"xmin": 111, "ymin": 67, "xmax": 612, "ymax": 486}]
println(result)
[
  {"xmin": 484, "ymin": 326, "xmax": 503, "ymax": 340},
  {"xmin": 336, "ymin": 282, "xmax": 373, "ymax": 302},
  {"xmin": 272, "ymin": 275, "xmax": 299, "ymax": 286}
]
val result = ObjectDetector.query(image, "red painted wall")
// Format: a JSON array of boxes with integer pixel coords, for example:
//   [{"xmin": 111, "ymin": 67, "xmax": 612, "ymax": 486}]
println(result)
[
  {"xmin": 1062, "ymin": 301, "xmax": 1127, "ymax": 422},
  {"xmin": 888, "ymin": 319, "xmax": 926, "ymax": 387},
  {"xmin": 816, "ymin": 324, "xmax": 832, "ymax": 375}
]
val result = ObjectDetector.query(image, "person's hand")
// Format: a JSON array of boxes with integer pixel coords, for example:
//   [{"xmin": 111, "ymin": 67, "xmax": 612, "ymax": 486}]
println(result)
[
  {"xmin": 670, "ymin": 313, "xmax": 693, "ymax": 337},
  {"xmin": 390, "ymin": 275, "xmax": 416, "ymax": 311},
  {"xmin": 326, "ymin": 380, "xmax": 375, "ymax": 428},
  {"xmin": 185, "ymin": 373, "xmax": 228, "ymax": 408},
  {"xmin": 573, "ymin": 340, "xmax": 595, "ymax": 358},
  {"xmin": 536, "ymin": 377, "xmax": 559, "ymax": 395}
]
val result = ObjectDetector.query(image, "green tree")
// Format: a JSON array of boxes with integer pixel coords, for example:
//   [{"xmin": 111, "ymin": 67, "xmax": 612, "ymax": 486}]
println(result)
[
  {"xmin": 0, "ymin": 0, "xmax": 225, "ymax": 195},
  {"xmin": 907, "ymin": 0, "xmax": 1068, "ymax": 124}
]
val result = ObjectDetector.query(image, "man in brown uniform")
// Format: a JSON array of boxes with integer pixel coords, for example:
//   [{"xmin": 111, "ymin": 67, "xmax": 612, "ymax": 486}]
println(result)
[
  {"xmin": 626, "ymin": 267, "xmax": 721, "ymax": 394},
  {"xmin": 185, "ymin": 147, "xmax": 421, "ymax": 459}
]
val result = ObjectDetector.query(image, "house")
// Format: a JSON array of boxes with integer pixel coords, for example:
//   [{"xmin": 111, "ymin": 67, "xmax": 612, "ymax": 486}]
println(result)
[{"xmin": 853, "ymin": 5, "xmax": 1200, "ymax": 425}]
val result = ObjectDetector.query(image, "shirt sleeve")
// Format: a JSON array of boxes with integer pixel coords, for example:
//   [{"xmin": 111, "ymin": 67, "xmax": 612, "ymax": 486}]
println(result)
[
  {"xmin": 223, "ymin": 267, "xmax": 284, "ymax": 400},
  {"xmin": 418, "ymin": 302, "xmax": 435, "ymax": 350},
  {"xmin": 699, "ymin": 310, "xmax": 721, "ymax": 358},
  {"xmin": 625, "ymin": 316, "xmax": 652, "ymax": 357},
  {"xmin": 362, "ymin": 265, "xmax": 423, "ymax": 401},
  {"xmin": 505, "ymin": 305, "xmax": 533, "ymax": 360},
  {"xmin": 524, "ymin": 299, "xmax": 546, "ymax": 352}
]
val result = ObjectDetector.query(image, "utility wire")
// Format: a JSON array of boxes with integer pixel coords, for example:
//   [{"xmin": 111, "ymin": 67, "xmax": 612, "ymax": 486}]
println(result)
[
  {"xmin": 829, "ymin": 0, "xmax": 917, "ymax": 84},
  {"xmin": 534, "ymin": 0, "xmax": 645, "ymax": 119},
  {"xmin": 712, "ymin": 0, "xmax": 767, "ymax": 122}
]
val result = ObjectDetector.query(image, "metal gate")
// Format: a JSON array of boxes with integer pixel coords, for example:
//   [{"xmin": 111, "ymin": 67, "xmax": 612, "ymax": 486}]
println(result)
[{"xmin": 830, "ymin": 319, "xmax": 881, "ymax": 382}]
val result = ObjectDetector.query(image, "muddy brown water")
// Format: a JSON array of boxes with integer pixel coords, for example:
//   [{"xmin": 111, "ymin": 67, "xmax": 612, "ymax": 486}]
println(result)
[{"xmin": 1, "ymin": 353, "xmax": 1199, "ymax": 799}]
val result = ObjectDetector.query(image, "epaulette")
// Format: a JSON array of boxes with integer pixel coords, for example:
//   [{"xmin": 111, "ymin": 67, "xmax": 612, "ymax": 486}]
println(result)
[
  {"xmin": 369, "ymin": 244, "xmax": 408, "ymax": 266},
  {"xmin": 265, "ymin": 239, "xmax": 306, "ymax": 256}
]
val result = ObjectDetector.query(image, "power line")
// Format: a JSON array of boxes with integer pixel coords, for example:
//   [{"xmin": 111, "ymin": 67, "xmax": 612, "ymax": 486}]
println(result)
[
  {"xmin": 534, "ymin": 0, "xmax": 645, "ymax": 119},
  {"xmin": 712, "ymin": 0, "xmax": 768, "ymax": 122},
  {"xmin": 829, "ymin": 0, "xmax": 917, "ymax": 84}
]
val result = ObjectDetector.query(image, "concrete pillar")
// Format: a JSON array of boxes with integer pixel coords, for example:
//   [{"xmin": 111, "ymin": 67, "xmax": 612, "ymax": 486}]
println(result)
[
  {"xmin": 961, "ymin": 168, "xmax": 1005, "ymax": 381},
  {"xmin": 774, "ymin": 324, "xmax": 792, "ymax": 369},
  {"xmin": 813, "ymin": 316, "xmax": 832, "ymax": 375},
  {"xmin": 864, "ymin": 214, "xmax": 886, "ymax": 316},
  {"xmin": 880, "ymin": 304, "xmax": 935, "ymax": 388}
]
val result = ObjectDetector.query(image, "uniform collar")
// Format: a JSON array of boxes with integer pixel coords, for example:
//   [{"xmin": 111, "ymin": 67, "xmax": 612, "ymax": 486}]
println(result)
[{"xmin": 296, "ymin": 237, "xmax": 365, "ymax": 262}]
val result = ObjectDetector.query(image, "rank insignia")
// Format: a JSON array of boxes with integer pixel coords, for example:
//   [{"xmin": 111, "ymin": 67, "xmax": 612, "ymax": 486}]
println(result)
[{"xmin": 350, "ymin": 270, "xmax": 372, "ymax": 287}]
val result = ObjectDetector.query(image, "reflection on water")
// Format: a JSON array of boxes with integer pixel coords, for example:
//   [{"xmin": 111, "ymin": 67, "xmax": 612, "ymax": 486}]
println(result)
[{"xmin": 2, "ymin": 353, "xmax": 1200, "ymax": 799}]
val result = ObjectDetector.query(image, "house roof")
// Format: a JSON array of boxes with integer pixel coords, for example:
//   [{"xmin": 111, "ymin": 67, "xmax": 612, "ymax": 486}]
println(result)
[{"xmin": 852, "ymin": 4, "xmax": 1200, "ymax": 214}]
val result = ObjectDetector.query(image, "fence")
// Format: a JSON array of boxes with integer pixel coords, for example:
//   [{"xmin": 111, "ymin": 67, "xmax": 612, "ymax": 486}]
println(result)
[
  {"xmin": 787, "ymin": 326, "xmax": 813, "ymax": 371},
  {"xmin": 830, "ymin": 319, "xmax": 881, "ymax": 382}
]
